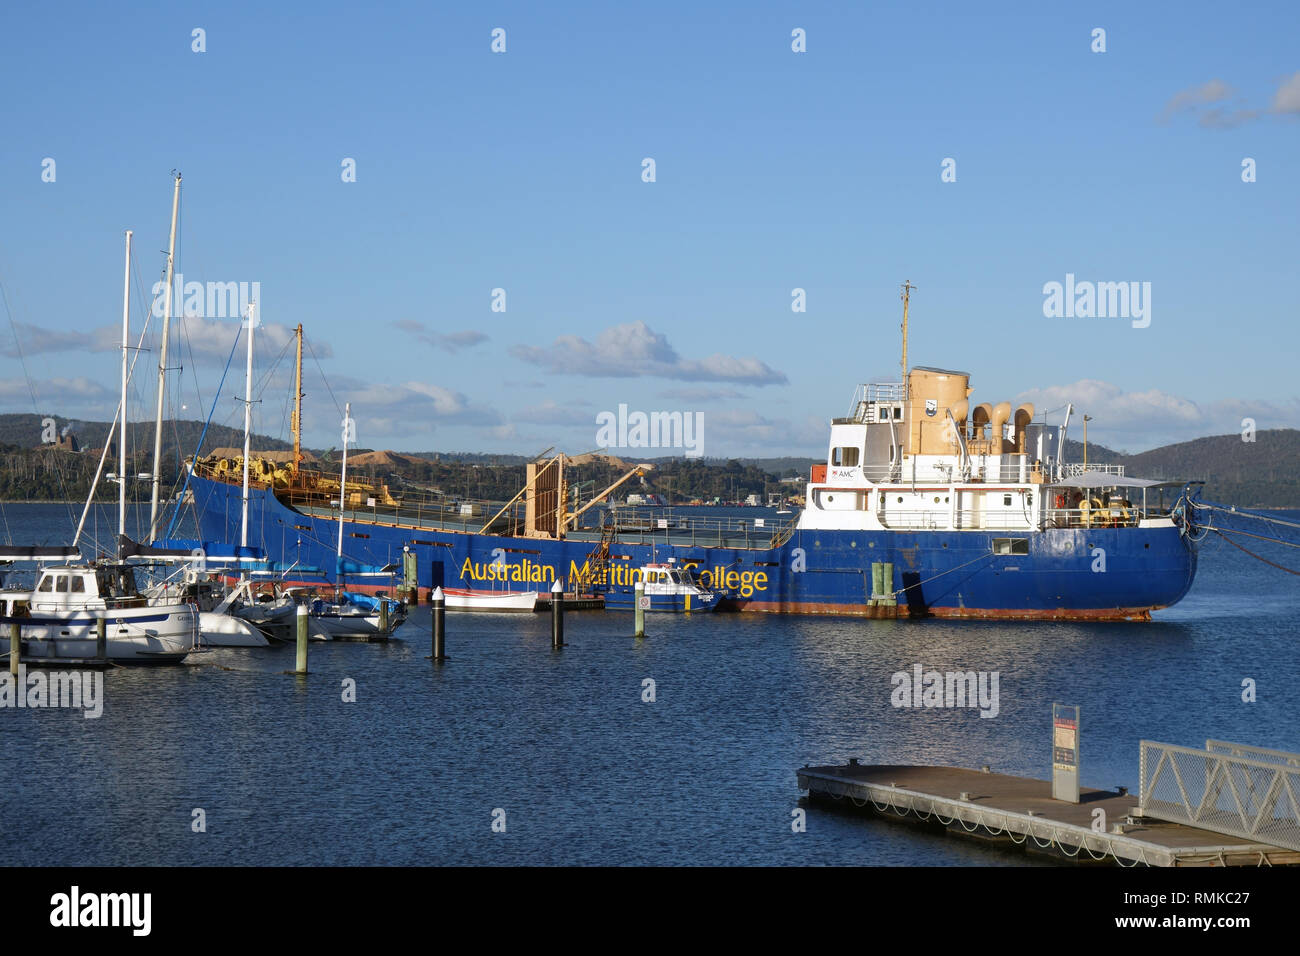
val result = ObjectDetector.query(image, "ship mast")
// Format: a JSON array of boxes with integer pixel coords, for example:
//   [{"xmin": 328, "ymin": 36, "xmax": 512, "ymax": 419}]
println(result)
[
  {"xmin": 148, "ymin": 171, "xmax": 181, "ymax": 543},
  {"xmin": 900, "ymin": 279, "xmax": 915, "ymax": 395},
  {"xmin": 336, "ymin": 402, "xmax": 351, "ymax": 581},
  {"xmin": 118, "ymin": 230, "xmax": 133, "ymax": 558},
  {"xmin": 240, "ymin": 303, "xmax": 255, "ymax": 550},
  {"xmin": 291, "ymin": 323, "xmax": 304, "ymax": 473}
]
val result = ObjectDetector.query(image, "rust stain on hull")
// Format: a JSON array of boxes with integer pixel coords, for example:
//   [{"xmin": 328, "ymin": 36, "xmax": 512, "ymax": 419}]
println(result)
[{"xmin": 736, "ymin": 599, "xmax": 1161, "ymax": 622}]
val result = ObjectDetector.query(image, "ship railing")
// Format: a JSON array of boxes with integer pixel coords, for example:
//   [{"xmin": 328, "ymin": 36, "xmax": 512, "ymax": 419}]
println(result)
[
  {"xmin": 606, "ymin": 508, "xmax": 799, "ymax": 550},
  {"xmin": 1139, "ymin": 739, "xmax": 1300, "ymax": 853},
  {"xmin": 285, "ymin": 487, "xmax": 529, "ymax": 534},
  {"xmin": 1061, "ymin": 462, "xmax": 1126, "ymax": 478},
  {"xmin": 881, "ymin": 509, "xmax": 1036, "ymax": 532},
  {"xmin": 841, "ymin": 383, "xmax": 907, "ymax": 422},
  {"xmin": 1042, "ymin": 505, "xmax": 1145, "ymax": 530}
]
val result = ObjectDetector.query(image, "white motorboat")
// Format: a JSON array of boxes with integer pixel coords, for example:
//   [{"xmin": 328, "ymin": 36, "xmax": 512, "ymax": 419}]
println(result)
[
  {"xmin": 0, "ymin": 564, "xmax": 197, "ymax": 665},
  {"xmin": 440, "ymin": 588, "xmax": 540, "ymax": 613},
  {"xmin": 296, "ymin": 588, "xmax": 406, "ymax": 639}
]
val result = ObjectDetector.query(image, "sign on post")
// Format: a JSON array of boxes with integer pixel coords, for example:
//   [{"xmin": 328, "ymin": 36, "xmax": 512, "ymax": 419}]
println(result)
[{"xmin": 1052, "ymin": 702, "xmax": 1080, "ymax": 803}]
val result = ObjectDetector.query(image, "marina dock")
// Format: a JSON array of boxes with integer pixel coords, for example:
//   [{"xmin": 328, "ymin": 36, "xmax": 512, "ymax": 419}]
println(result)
[{"xmin": 797, "ymin": 761, "xmax": 1300, "ymax": 866}]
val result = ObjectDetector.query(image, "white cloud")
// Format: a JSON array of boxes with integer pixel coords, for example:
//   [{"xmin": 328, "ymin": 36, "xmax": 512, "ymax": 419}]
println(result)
[
  {"xmin": 1271, "ymin": 70, "xmax": 1300, "ymax": 115},
  {"xmin": 2, "ymin": 317, "xmax": 332, "ymax": 365},
  {"xmin": 1015, "ymin": 379, "xmax": 1300, "ymax": 451},
  {"xmin": 1159, "ymin": 78, "xmax": 1232, "ymax": 123},
  {"xmin": 509, "ymin": 321, "xmax": 787, "ymax": 386},
  {"xmin": 392, "ymin": 320, "xmax": 488, "ymax": 353},
  {"xmin": 1160, "ymin": 72, "xmax": 1300, "ymax": 128}
]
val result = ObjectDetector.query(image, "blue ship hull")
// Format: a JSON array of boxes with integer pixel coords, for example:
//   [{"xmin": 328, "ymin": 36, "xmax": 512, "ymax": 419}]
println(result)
[{"xmin": 188, "ymin": 475, "xmax": 1198, "ymax": 620}]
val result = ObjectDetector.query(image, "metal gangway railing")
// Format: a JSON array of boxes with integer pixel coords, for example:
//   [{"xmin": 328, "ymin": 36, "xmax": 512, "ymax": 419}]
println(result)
[
  {"xmin": 605, "ymin": 507, "xmax": 799, "ymax": 550},
  {"xmin": 1061, "ymin": 462, "xmax": 1126, "ymax": 478},
  {"xmin": 1139, "ymin": 739, "xmax": 1300, "ymax": 852}
]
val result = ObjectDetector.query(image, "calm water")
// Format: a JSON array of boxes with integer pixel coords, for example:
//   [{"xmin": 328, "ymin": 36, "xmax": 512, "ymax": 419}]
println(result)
[{"xmin": 2, "ymin": 503, "xmax": 1297, "ymax": 866}]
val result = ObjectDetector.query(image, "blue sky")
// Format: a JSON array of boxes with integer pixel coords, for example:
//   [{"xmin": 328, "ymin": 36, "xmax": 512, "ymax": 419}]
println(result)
[{"xmin": 1, "ymin": 0, "xmax": 1297, "ymax": 457}]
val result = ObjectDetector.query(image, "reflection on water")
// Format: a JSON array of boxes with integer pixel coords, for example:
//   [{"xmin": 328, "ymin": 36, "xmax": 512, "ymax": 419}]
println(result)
[{"xmin": 1, "ymin": 504, "xmax": 1296, "ymax": 865}]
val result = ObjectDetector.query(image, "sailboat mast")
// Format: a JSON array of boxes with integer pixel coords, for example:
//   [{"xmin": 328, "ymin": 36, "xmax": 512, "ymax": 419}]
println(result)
[
  {"xmin": 292, "ymin": 323, "xmax": 303, "ymax": 472},
  {"xmin": 900, "ymin": 279, "xmax": 914, "ymax": 395},
  {"xmin": 336, "ymin": 401, "xmax": 350, "ymax": 576},
  {"xmin": 119, "ymin": 230, "xmax": 132, "ymax": 556},
  {"xmin": 148, "ymin": 172, "xmax": 182, "ymax": 542},
  {"xmin": 240, "ymin": 303, "xmax": 255, "ymax": 549}
]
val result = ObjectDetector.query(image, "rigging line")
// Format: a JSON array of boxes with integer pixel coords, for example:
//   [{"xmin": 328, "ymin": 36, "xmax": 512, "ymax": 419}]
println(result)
[
  {"xmin": 893, "ymin": 551, "xmax": 995, "ymax": 596},
  {"xmin": 1202, "ymin": 524, "xmax": 1300, "ymax": 551},
  {"xmin": 1213, "ymin": 530, "xmax": 1300, "ymax": 578},
  {"xmin": 164, "ymin": 325, "xmax": 244, "ymax": 542},
  {"xmin": 1195, "ymin": 503, "xmax": 1300, "ymax": 533},
  {"xmin": 305, "ymin": 338, "xmax": 343, "ymax": 417},
  {"xmin": 74, "ymin": 302, "xmax": 159, "ymax": 555},
  {"xmin": 253, "ymin": 334, "xmax": 293, "ymax": 402}
]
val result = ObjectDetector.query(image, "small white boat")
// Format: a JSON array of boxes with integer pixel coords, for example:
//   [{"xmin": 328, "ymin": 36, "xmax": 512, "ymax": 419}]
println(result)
[
  {"xmin": 0, "ymin": 564, "xmax": 197, "ymax": 665},
  {"xmin": 441, "ymin": 588, "xmax": 539, "ymax": 613},
  {"xmin": 145, "ymin": 576, "xmax": 270, "ymax": 647},
  {"xmin": 197, "ymin": 611, "xmax": 269, "ymax": 647}
]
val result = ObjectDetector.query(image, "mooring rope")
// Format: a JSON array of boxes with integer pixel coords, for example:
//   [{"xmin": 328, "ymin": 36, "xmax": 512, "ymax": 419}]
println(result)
[{"xmin": 1212, "ymin": 529, "xmax": 1300, "ymax": 576}]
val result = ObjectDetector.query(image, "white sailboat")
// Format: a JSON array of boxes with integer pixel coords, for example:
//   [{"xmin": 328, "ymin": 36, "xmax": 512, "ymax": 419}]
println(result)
[
  {"xmin": 1, "ymin": 230, "xmax": 199, "ymax": 665},
  {"xmin": 304, "ymin": 402, "xmax": 405, "ymax": 640},
  {"xmin": 131, "ymin": 176, "xmax": 268, "ymax": 648}
]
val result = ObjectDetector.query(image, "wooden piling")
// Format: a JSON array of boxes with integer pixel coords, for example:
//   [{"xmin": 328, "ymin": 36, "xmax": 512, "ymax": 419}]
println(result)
[
  {"xmin": 8, "ymin": 620, "xmax": 18, "ymax": 676},
  {"xmin": 379, "ymin": 598, "xmax": 389, "ymax": 635},
  {"xmin": 295, "ymin": 604, "xmax": 308, "ymax": 674},
  {"xmin": 634, "ymin": 580, "xmax": 645, "ymax": 638},
  {"xmin": 95, "ymin": 617, "xmax": 107, "ymax": 662}
]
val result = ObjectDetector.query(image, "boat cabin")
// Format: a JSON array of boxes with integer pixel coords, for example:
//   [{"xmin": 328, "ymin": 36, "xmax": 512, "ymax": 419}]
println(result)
[
  {"xmin": 29, "ymin": 564, "xmax": 147, "ymax": 611},
  {"xmin": 801, "ymin": 366, "xmax": 1180, "ymax": 535}
]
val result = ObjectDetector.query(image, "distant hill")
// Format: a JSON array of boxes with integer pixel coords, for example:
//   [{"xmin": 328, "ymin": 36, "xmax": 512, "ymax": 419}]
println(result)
[
  {"xmin": 1062, "ymin": 431, "xmax": 1300, "ymax": 506},
  {"xmin": 0, "ymin": 414, "xmax": 292, "ymax": 459},
  {"xmin": 0, "ymin": 413, "xmax": 1295, "ymax": 506}
]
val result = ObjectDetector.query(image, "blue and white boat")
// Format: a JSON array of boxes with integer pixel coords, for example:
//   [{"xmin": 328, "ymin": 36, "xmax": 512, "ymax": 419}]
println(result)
[{"xmin": 601, "ymin": 561, "xmax": 720, "ymax": 613}]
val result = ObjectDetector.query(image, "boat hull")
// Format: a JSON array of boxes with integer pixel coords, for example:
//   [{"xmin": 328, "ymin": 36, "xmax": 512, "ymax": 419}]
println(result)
[
  {"xmin": 1, "ymin": 606, "xmax": 197, "ymax": 664},
  {"xmin": 189, "ymin": 476, "xmax": 1197, "ymax": 621},
  {"xmin": 441, "ymin": 589, "xmax": 539, "ymax": 612},
  {"xmin": 198, "ymin": 611, "xmax": 271, "ymax": 647}
]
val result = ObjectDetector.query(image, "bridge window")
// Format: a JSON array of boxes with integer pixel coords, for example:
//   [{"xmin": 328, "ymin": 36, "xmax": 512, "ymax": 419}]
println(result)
[
  {"xmin": 55, "ymin": 575, "xmax": 69, "ymax": 592},
  {"xmin": 71, "ymin": 576, "xmax": 86, "ymax": 593},
  {"xmin": 831, "ymin": 446, "xmax": 860, "ymax": 467},
  {"xmin": 38, "ymin": 577, "xmax": 53, "ymax": 592}
]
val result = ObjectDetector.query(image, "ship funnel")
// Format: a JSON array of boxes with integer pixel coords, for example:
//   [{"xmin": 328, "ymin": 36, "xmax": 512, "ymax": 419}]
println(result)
[
  {"xmin": 1014, "ymin": 403, "xmax": 1035, "ymax": 452},
  {"xmin": 992, "ymin": 402, "xmax": 1013, "ymax": 451}
]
